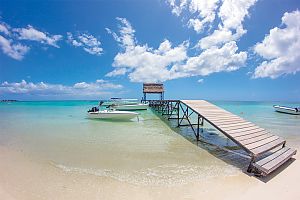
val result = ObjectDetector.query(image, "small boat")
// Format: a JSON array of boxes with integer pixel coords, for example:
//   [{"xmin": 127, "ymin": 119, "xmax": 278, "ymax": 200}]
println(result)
[
  {"xmin": 87, "ymin": 107, "xmax": 138, "ymax": 120},
  {"xmin": 273, "ymin": 105, "xmax": 300, "ymax": 115},
  {"xmin": 101, "ymin": 98, "xmax": 138, "ymax": 106},
  {"xmin": 111, "ymin": 103, "xmax": 148, "ymax": 111}
]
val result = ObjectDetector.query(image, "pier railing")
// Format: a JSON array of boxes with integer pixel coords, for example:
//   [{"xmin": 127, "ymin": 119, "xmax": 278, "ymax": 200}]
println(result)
[{"xmin": 142, "ymin": 99, "xmax": 203, "ymax": 140}]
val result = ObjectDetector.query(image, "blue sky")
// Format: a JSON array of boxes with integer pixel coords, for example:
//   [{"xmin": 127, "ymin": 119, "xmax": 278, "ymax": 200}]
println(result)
[{"xmin": 0, "ymin": 0, "xmax": 300, "ymax": 101}]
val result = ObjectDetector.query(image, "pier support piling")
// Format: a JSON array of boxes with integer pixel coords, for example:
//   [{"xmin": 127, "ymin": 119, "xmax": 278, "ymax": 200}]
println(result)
[{"xmin": 147, "ymin": 100, "xmax": 204, "ymax": 141}]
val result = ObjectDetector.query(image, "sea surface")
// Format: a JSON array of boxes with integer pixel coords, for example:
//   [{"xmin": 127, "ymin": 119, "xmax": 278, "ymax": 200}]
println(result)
[{"xmin": 0, "ymin": 100, "xmax": 299, "ymax": 185}]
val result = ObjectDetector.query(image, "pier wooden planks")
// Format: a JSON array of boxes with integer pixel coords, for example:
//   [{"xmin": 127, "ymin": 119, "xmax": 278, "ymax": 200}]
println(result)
[
  {"xmin": 178, "ymin": 100, "xmax": 296, "ymax": 176},
  {"xmin": 180, "ymin": 100, "xmax": 287, "ymax": 156}
]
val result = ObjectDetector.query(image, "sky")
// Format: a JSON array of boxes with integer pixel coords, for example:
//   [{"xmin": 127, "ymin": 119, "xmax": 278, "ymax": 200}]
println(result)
[{"xmin": 0, "ymin": 0, "xmax": 300, "ymax": 101}]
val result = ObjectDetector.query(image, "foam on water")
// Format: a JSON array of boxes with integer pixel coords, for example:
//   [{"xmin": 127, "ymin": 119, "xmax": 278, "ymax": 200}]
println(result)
[{"xmin": 54, "ymin": 162, "xmax": 239, "ymax": 186}]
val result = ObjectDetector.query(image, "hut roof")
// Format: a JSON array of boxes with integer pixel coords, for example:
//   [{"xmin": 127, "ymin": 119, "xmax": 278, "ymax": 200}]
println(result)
[{"xmin": 143, "ymin": 83, "xmax": 164, "ymax": 93}]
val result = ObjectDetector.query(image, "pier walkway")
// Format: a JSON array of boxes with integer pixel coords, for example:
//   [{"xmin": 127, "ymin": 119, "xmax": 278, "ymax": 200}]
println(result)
[{"xmin": 146, "ymin": 99, "xmax": 297, "ymax": 176}]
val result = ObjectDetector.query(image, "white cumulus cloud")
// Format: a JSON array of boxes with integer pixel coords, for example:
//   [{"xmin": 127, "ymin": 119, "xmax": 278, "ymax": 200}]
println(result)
[
  {"xmin": 0, "ymin": 79, "xmax": 123, "ymax": 98},
  {"xmin": 253, "ymin": 10, "xmax": 300, "ymax": 78},
  {"xmin": 14, "ymin": 25, "xmax": 63, "ymax": 48},
  {"xmin": 106, "ymin": 18, "xmax": 189, "ymax": 82},
  {"xmin": 167, "ymin": 0, "xmax": 219, "ymax": 33},
  {"xmin": 171, "ymin": 41, "xmax": 247, "ymax": 77},
  {"xmin": 218, "ymin": 0, "xmax": 257, "ymax": 30},
  {"xmin": 106, "ymin": 17, "xmax": 136, "ymax": 50},
  {"xmin": 106, "ymin": 68, "xmax": 128, "ymax": 77},
  {"xmin": 0, "ymin": 19, "xmax": 63, "ymax": 60},
  {"xmin": 197, "ymin": 0, "xmax": 257, "ymax": 49},
  {"xmin": 107, "ymin": 18, "xmax": 247, "ymax": 82},
  {"xmin": 0, "ymin": 35, "xmax": 30, "ymax": 60},
  {"xmin": 166, "ymin": 0, "xmax": 187, "ymax": 16},
  {"xmin": 67, "ymin": 32, "xmax": 103, "ymax": 55},
  {"xmin": 197, "ymin": 78, "xmax": 204, "ymax": 83},
  {"xmin": 197, "ymin": 26, "xmax": 246, "ymax": 49},
  {"xmin": 166, "ymin": 0, "xmax": 257, "ymax": 49},
  {"xmin": 0, "ymin": 22, "xmax": 10, "ymax": 35}
]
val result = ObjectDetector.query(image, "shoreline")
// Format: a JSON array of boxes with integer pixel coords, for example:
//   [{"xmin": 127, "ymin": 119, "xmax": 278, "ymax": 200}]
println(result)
[{"xmin": 1, "ymin": 145, "xmax": 299, "ymax": 200}]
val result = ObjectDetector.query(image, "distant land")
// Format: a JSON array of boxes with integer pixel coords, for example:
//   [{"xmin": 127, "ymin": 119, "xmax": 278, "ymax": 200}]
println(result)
[{"xmin": 0, "ymin": 100, "xmax": 18, "ymax": 102}]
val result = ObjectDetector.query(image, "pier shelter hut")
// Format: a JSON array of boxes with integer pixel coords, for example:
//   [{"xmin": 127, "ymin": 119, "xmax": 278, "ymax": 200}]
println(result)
[{"xmin": 143, "ymin": 83, "xmax": 164, "ymax": 101}]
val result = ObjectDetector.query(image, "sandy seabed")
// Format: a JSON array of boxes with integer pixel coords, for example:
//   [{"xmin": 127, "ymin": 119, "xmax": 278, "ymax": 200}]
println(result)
[{"xmin": 1, "ymin": 144, "xmax": 300, "ymax": 200}]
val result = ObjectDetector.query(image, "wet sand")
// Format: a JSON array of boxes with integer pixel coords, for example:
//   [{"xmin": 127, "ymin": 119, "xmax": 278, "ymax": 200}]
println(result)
[{"xmin": 1, "ymin": 145, "xmax": 299, "ymax": 200}]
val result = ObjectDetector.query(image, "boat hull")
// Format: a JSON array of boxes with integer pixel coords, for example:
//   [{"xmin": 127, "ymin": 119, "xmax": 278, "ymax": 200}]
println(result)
[
  {"xmin": 88, "ymin": 110, "xmax": 138, "ymax": 120},
  {"xmin": 273, "ymin": 105, "xmax": 300, "ymax": 115},
  {"xmin": 113, "ymin": 104, "xmax": 148, "ymax": 111}
]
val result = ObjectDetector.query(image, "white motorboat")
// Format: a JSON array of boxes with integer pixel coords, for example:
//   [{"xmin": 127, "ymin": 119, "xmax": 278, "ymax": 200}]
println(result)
[
  {"xmin": 273, "ymin": 105, "xmax": 300, "ymax": 115},
  {"xmin": 101, "ymin": 98, "xmax": 138, "ymax": 106},
  {"xmin": 111, "ymin": 103, "xmax": 148, "ymax": 111},
  {"xmin": 87, "ymin": 108, "xmax": 138, "ymax": 120}
]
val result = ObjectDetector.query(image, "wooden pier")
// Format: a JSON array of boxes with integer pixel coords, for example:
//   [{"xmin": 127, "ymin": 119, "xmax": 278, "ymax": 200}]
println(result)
[{"xmin": 144, "ymin": 99, "xmax": 297, "ymax": 176}]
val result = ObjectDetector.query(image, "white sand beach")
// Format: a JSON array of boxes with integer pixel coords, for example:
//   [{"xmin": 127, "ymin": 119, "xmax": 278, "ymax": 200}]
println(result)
[{"xmin": 1, "ymin": 144, "xmax": 299, "ymax": 200}]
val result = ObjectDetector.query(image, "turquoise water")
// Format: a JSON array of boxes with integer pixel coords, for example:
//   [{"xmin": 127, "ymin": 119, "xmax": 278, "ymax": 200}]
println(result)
[{"xmin": 0, "ymin": 100, "xmax": 299, "ymax": 185}]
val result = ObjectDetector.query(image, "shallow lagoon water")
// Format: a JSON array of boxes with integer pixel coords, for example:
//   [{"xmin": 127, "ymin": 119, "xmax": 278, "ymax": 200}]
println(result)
[{"xmin": 0, "ymin": 100, "xmax": 299, "ymax": 185}]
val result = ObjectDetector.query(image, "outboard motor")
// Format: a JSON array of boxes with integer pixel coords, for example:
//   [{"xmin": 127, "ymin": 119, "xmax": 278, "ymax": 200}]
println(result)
[{"xmin": 88, "ymin": 107, "xmax": 99, "ymax": 113}]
